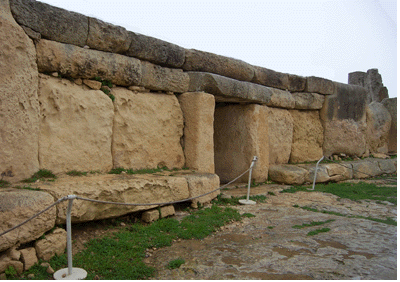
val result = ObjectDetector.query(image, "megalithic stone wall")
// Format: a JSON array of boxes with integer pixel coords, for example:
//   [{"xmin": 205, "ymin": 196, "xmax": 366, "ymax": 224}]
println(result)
[{"xmin": 1, "ymin": 0, "xmax": 396, "ymax": 184}]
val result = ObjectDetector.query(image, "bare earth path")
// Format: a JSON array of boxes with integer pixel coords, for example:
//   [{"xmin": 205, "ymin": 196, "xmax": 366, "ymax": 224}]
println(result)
[{"xmin": 145, "ymin": 184, "xmax": 397, "ymax": 280}]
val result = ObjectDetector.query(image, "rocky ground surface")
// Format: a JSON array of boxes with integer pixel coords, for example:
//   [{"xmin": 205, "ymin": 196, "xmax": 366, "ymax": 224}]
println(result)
[{"xmin": 143, "ymin": 182, "xmax": 397, "ymax": 280}]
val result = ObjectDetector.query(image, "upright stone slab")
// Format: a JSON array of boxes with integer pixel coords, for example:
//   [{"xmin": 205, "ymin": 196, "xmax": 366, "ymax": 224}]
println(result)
[
  {"xmin": 38, "ymin": 75, "xmax": 114, "ymax": 173},
  {"xmin": 320, "ymin": 82, "xmax": 368, "ymax": 157},
  {"xmin": 267, "ymin": 107, "xmax": 293, "ymax": 165},
  {"xmin": 179, "ymin": 93, "xmax": 215, "ymax": 173},
  {"xmin": 0, "ymin": 0, "xmax": 39, "ymax": 182},
  {"xmin": 349, "ymin": 69, "xmax": 389, "ymax": 103},
  {"xmin": 112, "ymin": 88, "xmax": 185, "ymax": 170},
  {"xmin": 289, "ymin": 110, "xmax": 323, "ymax": 163},
  {"xmin": 382, "ymin": 98, "xmax": 397, "ymax": 153},
  {"xmin": 214, "ymin": 104, "xmax": 269, "ymax": 183},
  {"xmin": 366, "ymin": 102, "xmax": 391, "ymax": 154}
]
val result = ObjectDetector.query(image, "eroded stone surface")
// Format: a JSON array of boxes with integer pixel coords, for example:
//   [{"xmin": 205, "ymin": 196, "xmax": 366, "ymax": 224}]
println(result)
[
  {"xmin": 366, "ymin": 101, "xmax": 391, "ymax": 154},
  {"xmin": 381, "ymin": 98, "xmax": 397, "ymax": 153},
  {"xmin": 112, "ymin": 88, "xmax": 185, "ymax": 170}
]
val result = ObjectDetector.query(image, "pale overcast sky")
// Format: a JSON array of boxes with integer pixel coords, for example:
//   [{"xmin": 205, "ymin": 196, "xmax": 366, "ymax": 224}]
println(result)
[{"xmin": 40, "ymin": 0, "xmax": 397, "ymax": 98}]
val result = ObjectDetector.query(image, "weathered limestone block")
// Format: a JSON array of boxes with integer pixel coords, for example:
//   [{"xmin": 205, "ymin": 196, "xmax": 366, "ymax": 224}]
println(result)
[
  {"xmin": 298, "ymin": 164, "xmax": 330, "ymax": 183},
  {"xmin": 252, "ymin": 66, "xmax": 289, "ymax": 90},
  {"xmin": 324, "ymin": 163, "xmax": 353, "ymax": 182},
  {"xmin": 320, "ymin": 82, "xmax": 368, "ymax": 157},
  {"xmin": 38, "ymin": 75, "xmax": 114, "ymax": 174},
  {"xmin": 352, "ymin": 159, "xmax": 382, "ymax": 179},
  {"xmin": 305, "ymin": 76, "xmax": 335, "ymax": 95},
  {"xmin": 188, "ymin": 72, "xmax": 291, "ymax": 106},
  {"xmin": 0, "ymin": 0, "xmax": 39, "ymax": 182},
  {"xmin": 183, "ymin": 49, "xmax": 255, "ymax": 82},
  {"xmin": 0, "ymin": 254, "xmax": 23, "ymax": 274},
  {"xmin": 179, "ymin": 93, "xmax": 215, "ymax": 173},
  {"xmin": 36, "ymin": 174, "xmax": 189, "ymax": 223},
  {"xmin": 87, "ymin": 17, "xmax": 131, "ymax": 53},
  {"xmin": 35, "ymin": 228, "xmax": 67, "ymax": 261},
  {"xmin": 349, "ymin": 69, "xmax": 389, "ymax": 103},
  {"xmin": 10, "ymin": 0, "xmax": 88, "ymax": 47},
  {"xmin": 36, "ymin": 39, "xmax": 142, "ymax": 86},
  {"xmin": 375, "ymin": 158, "xmax": 396, "ymax": 174},
  {"xmin": 20, "ymin": 247, "xmax": 37, "ymax": 271},
  {"xmin": 267, "ymin": 107, "xmax": 293, "ymax": 165},
  {"xmin": 214, "ymin": 104, "xmax": 269, "ymax": 183},
  {"xmin": 381, "ymin": 98, "xmax": 397, "ymax": 153},
  {"xmin": 289, "ymin": 110, "xmax": 323, "ymax": 163},
  {"xmin": 112, "ymin": 88, "xmax": 185, "ymax": 170},
  {"xmin": 366, "ymin": 102, "xmax": 391, "ymax": 154},
  {"xmin": 288, "ymin": 74, "xmax": 307, "ymax": 92},
  {"xmin": 140, "ymin": 61, "xmax": 189, "ymax": 93},
  {"xmin": 291, "ymin": 92, "xmax": 325, "ymax": 110},
  {"xmin": 82, "ymin": 79, "xmax": 102, "ymax": 90},
  {"xmin": 160, "ymin": 205, "xmax": 175, "ymax": 218},
  {"xmin": 141, "ymin": 205, "xmax": 175, "ymax": 223},
  {"xmin": 125, "ymin": 32, "xmax": 185, "ymax": 68},
  {"xmin": 0, "ymin": 189, "xmax": 56, "ymax": 252},
  {"xmin": 182, "ymin": 174, "xmax": 220, "ymax": 208},
  {"xmin": 268, "ymin": 165, "xmax": 308, "ymax": 185}
]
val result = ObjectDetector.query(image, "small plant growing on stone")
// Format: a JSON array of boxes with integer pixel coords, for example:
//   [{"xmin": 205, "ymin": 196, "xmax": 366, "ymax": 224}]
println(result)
[
  {"xmin": 22, "ymin": 169, "xmax": 56, "ymax": 183},
  {"xmin": 66, "ymin": 170, "xmax": 88, "ymax": 176},
  {"xmin": 166, "ymin": 258, "xmax": 185, "ymax": 269},
  {"xmin": 5, "ymin": 266, "xmax": 18, "ymax": 279},
  {"xmin": 0, "ymin": 179, "xmax": 10, "ymax": 188}
]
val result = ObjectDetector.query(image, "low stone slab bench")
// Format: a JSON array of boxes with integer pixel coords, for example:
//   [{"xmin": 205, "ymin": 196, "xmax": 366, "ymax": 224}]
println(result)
[{"xmin": 269, "ymin": 157, "xmax": 396, "ymax": 185}]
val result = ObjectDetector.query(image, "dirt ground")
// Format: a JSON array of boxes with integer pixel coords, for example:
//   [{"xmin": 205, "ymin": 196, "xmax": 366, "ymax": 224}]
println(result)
[{"xmin": 72, "ymin": 179, "xmax": 397, "ymax": 280}]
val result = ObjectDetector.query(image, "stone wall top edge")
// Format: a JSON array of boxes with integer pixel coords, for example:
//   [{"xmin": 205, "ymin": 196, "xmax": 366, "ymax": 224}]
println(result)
[{"xmin": 12, "ymin": 0, "xmax": 364, "ymax": 94}]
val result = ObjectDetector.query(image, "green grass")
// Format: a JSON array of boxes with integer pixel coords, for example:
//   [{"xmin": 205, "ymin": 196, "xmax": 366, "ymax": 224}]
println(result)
[
  {"xmin": 281, "ymin": 182, "xmax": 396, "ymax": 205},
  {"xmin": 212, "ymin": 194, "xmax": 267, "ymax": 205},
  {"xmin": 0, "ymin": 179, "xmax": 11, "ymax": 188},
  {"xmin": 22, "ymin": 169, "xmax": 57, "ymax": 183},
  {"xmin": 166, "ymin": 258, "xmax": 185, "ymax": 269},
  {"xmin": 292, "ymin": 219, "xmax": 335, "ymax": 229},
  {"xmin": 17, "ymin": 205, "xmax": 243, "ymax": 280},
  {"xmin": 66, "ymin": 170, "xmax": 88, "ymax": 176},
  {"xmin": 307, "ymin": 228, "xmax": 331, "ymax": 236},
  {"xmin": 108, "ymin": 166, "xmax": 179, "ymax": 175},
  {"xmin": 13, "ymin": 185, "xmax": 41, "ymax": 191}
]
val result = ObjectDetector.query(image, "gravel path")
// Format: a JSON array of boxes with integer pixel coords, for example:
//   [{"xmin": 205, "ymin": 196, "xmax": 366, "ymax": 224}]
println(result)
[{"xmin": 145, "ymin": 184, "xmax": 397, "ymax": 280}]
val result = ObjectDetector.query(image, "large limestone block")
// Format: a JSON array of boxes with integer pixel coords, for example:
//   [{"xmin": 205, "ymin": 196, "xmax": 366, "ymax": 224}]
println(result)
[
  {"xmin": 305, "ymin": 76, "xmax": 335, "ymax": 95},
  {"xmin": 289, "ymin": 110, "xmax": 323, "ymax": 163},
  {"xmin": 349, "ymin": 69, "xmax": 389, "ymax": 103},
  {"xmin": 188, "ymin": 72, "xmax": 293, "ymax": 107},
  {"xmin": 288, "ymin": 74, "xmax": 307, "ymax": 92},
  {"xmin": 10, "ymin": 0, "xmax": 88, "ymax": 47},
  {"xmin": 112, "ymin": 88, "xmax": 185, "ymax": 170},
  {"xmin": 297, "ymin": 164, "xmax": 330, "ymax": 183},
  {"xmin": 366, "ymin": 102, "xmax": 391, "ymax": 154},
  {"xmin": 324, "ymin": 163, "xmax": 353, "ymax": 182},
  {"xmin": 214, "ymin": 104, "xmax": 269, "ymax": 183},
  {"xmin": 381, "ymin": 98, "xmax": 397, "ymax": 153},
  {"xmin": 375, "ymin": 158, "xmax": 396, "ymax": 174},
  {"xmin": 36, "ymin": 174, "xmax": 190, "ymax": 223},
  {"xmin": 125, "ymin": 32, "xmax": 185, "ymax": 68},
  {"xmin": 352, "ymin": 159, "xmax": 382, "ymax": 179},
  {"xmin": 268, "ymin": 165, "xmax": 308, "ymax": 185},
  {"xmin": 140, "ymin": 61, "xmax": 189, "ymax": 93},
  {"xmin": 36, "ymin": 39, "xmax": 142, "ymax": 87},
  {"xmin": 38, "ymin": 75, "xmax": 114, "ymax": 173},
  {"xmin": 179, "ymin": 93, "xmax": 215, "ymax": 173},
  {"xmin": 0, "ymin": 0, "xmax": 39, "ymax": 182},
  {"xmin": 252, "ymin": 66, "xmax": 289, "ymax": 90},
  {"xmin": 267, "ymin": 107, "xmax": 293, "ymax": 165},
  {"xmin": 182, "ymin": 173, "xmax": 220, "ymax": 208},
  {"xmin": 35, "ymin": 228, "xmax": 67, "ymax": 261},
  {"xmin": 291, "ymin": 92, "xmax": 325, "ymax": 110},
  {"xmin": 87, "ymin": 17, "xmax": 131, "ymax": 53},
  {"xmin": 320, "ymin": 82, "xmax": 368, "ymax": 157},
  {"xmin": 183, "ymin": 49, "xmax": 255, "ymax": 82},
  {"xmin": 20, "ymin": 247, "xmax": 37, "ymax": 271},
  {"xmin": 0, "ymin": 189, "xmax": 56, "ymax": 252}
]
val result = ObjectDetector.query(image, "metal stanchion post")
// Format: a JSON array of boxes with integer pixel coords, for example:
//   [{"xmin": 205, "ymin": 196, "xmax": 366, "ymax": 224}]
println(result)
[
  {"xmin": 308, "ymin": 156, "xmax": 325, "ymax": 191},
  {"xmin": 54, "ymin": 195, "xmax": 87, "ymax": 280},
  {"xmin": 239, "ymin": 156, "xmax": 258, "ymax": 205}
]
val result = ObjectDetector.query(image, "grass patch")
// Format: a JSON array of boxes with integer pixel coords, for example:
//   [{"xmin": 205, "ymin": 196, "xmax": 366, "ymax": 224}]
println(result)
[
  {"xmin": 0, "ymin": 179, "xmax": 11, "ymax": 188},
  {"xmin": 212, "ymin": 194, "xmax": 267, "ymax": 205},
  {"xmin": 13, "ymin": 185, "xmax": 41, "ymax": 191},
  {"xmin": 166, "ymin": 258, "xmax": 185, "ymax": 269},
  {"xmin": 292, "ymin": 219, "xmax": 335, "ymax": 229},
  {"xmin": 108, "ymin": 166, "xmax": 180, "ymax": 175},
  {"xmin": 281, "ymin": 182, "xmax": 396, "ymax": 205},
  {"xmin": 22, "ymin": 169, "xmax": 56, "ymax": 183},
  {"xmin": 307, "ymin": 227, "xmax": 330, "ymax": 236},
  {"xmin": 19, "ymin": 205, "xmax": 243, "ymax": 280},
  {"xmin": 66, "ymin": 170, "xmax": 88, "ymax": 176}
]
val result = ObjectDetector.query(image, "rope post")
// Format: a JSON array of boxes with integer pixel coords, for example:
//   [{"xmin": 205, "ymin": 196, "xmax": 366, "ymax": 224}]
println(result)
[
  {"xmin": 239, "ymin": 156, "xmax": 258, "ymax": 205},
  {"xmin": 308, "ymin": 156, "xmax": 325, "ymax": 191},
  {"xmin": 54, "ymin": 195, "xmax": 87, "ymax": 280}
]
